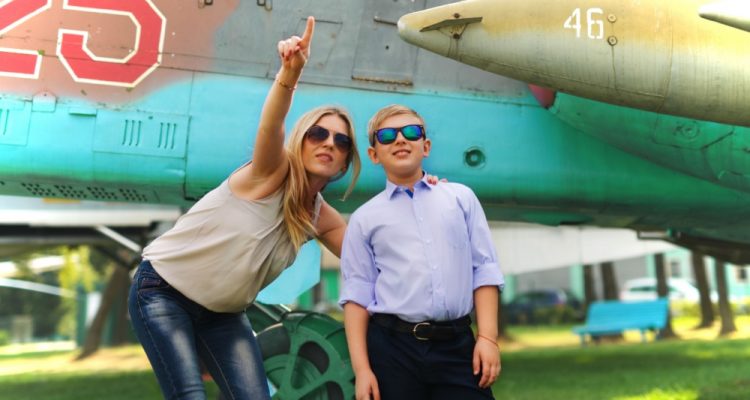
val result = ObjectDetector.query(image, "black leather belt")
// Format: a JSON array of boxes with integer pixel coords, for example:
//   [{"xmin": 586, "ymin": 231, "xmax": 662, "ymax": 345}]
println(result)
[{"xmin": 371, "ymin": 313, "xmax": 471, "ymax": 341}]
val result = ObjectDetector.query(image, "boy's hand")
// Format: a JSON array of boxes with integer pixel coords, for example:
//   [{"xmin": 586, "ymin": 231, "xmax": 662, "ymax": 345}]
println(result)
[
  {"xmin": 473, "ymin": 336, "xmax": 501, "ymax": 388},
  {"xmin": 278, "ymin": 16, "xmax": 315, "ymax": 71},
  {"xmin": 355, "ymin": 368, "xmax": 381, "ymax": 400}
]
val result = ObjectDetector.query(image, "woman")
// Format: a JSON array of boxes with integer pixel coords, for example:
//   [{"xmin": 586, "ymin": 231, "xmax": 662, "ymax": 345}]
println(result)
[{"xmin": 127, "ymin": 17, "xmax": 359, "ymax": 399}]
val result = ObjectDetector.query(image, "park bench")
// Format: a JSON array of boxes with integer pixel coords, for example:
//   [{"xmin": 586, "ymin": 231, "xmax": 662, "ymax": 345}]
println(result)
[{"xmin": 572, "ymin": 299, "xmax": 668, "ymax": 346}]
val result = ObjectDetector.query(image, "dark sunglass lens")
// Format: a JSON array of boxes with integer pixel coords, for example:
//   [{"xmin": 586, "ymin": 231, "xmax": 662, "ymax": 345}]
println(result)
[
  {"xmin": 306, "ymin": 126, "xmax": 330, "ymax": 142},
  {"xmin": 334, "ymin": 133, "xmax": 352, "ymax": 151},
  {"xmin": 401, "ymin": 125, "xmax": 424, "ymax": 140},
  {"xmin": 376, "ymin": 128, "xmax": 398, "ymax": 144}
]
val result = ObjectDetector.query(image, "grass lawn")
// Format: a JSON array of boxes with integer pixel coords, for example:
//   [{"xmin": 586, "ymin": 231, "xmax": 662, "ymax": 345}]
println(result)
[
  {"xmin": 495, "ymin": 334, "xmax": 750, "ymax": 399},
  {"xmin": 492, "ymin": 316, "xmax": 750, "ymax": 400},
  {"xmin": 1, "ymin": 316, "xmax": 748, "ymax": 399},
  {"xmin": 0, "ymin": 344, "xmax": 219, "ymax": 400}
]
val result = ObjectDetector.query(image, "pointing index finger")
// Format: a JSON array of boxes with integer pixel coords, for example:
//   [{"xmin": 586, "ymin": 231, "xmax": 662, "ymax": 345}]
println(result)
[{"xmin": 299, "ymin": 16, "xmax": 315, "ymax": 47}]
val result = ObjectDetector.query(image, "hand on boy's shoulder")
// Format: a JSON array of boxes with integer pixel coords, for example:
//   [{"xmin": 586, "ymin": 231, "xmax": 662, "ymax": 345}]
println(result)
[{"xmin": 425, "ymin": 174, "xmax": 447, "ymax": 185}]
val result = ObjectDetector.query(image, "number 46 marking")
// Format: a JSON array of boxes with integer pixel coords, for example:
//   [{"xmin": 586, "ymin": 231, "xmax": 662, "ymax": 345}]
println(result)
[
  {"xmin": 0, "ymin": 0, "xmax": 165, "ymax": 88},
  {"xmin": 564, "ymin": 8, "xmax": 604, "ymax": 39}
]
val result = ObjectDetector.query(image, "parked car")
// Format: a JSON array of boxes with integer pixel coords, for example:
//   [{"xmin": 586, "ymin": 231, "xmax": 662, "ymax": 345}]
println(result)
[
  {"xmin": 619, "ymin": 277, "xmax": 716, "ymax": 302},
  {"xmin": 504, "ymin": 289, "xmax": 584, "ymax": 324}
]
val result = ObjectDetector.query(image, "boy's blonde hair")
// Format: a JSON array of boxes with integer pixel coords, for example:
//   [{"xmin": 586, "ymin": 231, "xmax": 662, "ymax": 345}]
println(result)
[
  {"xmin": 367, "ymin": 104, "xmax": 426, "ymax": 146},
  {"xmin": 284, "ymin": 106, "xmax": 361, "ymax": 251}
]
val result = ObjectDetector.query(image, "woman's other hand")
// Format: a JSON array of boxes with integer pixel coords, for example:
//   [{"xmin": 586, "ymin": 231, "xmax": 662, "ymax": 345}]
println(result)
[{"xmin": 426, "ymin": 174, "xmax": 447, "ymax": 185}]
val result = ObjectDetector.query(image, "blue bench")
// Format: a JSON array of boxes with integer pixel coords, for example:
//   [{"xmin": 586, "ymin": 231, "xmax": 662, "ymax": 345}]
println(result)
[{"xmin": 572, "ymin": 299, "xmax": 668, "ymax": 345}]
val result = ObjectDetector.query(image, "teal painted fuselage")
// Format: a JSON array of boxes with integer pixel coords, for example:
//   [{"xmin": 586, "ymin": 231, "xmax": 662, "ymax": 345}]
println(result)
[{"xmin": 0, "ymin": 0, "xmax": 748, "ymax": 263}]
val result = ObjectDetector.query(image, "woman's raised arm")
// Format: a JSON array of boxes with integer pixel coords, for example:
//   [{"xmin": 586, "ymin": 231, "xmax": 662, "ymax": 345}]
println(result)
[{"xmin": 230, "ymin": 17, "xmax": 315, "ymax": 198}]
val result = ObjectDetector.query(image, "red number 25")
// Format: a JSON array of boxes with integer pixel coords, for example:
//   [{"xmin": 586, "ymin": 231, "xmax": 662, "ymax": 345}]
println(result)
[{"xmin": 0, "ymin": 0, "xmax": 166, "ymax": 88}]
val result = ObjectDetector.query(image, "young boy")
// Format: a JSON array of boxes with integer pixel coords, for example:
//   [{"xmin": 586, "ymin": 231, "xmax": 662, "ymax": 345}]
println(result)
[{"xmin": 339, "ymin": 105, "xmax": 504, "ymax": 400}]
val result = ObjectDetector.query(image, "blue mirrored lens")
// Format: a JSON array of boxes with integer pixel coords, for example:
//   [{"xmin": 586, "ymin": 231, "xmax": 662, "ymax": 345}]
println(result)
[
  {"xmin": 401, "ymin": 125, "xmax": 424, "ymax": 140},
  {"xmin": 375, "ymin": 128, "xmax": 398, "ymax": 144},
  {"xmin": 373, "ymin": 125, "xmax": 425, "ymax": 145}
]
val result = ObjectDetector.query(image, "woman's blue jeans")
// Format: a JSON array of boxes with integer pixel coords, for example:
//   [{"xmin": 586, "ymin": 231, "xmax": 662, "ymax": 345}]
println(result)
[{"xmin": 128, "ymin": 260, "xmax": 271, "ymax": 400}]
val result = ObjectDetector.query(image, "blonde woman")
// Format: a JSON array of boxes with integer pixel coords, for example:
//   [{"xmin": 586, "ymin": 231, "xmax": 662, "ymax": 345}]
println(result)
[{"xmin": 128, "ymin": 17, "xmax": 360, "ymax": 399}]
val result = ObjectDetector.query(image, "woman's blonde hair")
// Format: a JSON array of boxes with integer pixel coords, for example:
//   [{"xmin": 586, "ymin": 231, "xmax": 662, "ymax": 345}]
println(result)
[
  {"xmin": 283, "ymin": 106, "xmax": 361, "ymax": 251},
  {"xmin": 367, "ymin": 104, "xmax": 426, "ymax": 146}
]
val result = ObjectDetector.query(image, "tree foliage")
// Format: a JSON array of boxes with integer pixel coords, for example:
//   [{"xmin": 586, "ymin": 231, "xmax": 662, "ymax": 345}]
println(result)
[
  {"xmin": 0, "ymin": 246, "xmax": 104, "ymax": 340},
  {"xmin": 0, "ymin": 250, "xmax": 63, "ymax": 338}
]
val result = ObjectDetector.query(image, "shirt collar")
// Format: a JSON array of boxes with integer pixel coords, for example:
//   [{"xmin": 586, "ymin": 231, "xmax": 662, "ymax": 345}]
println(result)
[{"xmin": 385, "ymin": 171, "xmax": 432, "ymax": 199}]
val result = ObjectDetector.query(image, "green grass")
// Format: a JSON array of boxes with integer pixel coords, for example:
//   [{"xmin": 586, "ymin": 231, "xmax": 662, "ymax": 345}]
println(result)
[
  {"xmin": 1, "ymin": 318, "xmax": 749, "ymax": 399},
  {"xmin": 1, "ymin": 369, "xmax": 222, "ymax": 400},
  {"xmin": 1, "ymin": 370, "xmax": 165, "ymax": 400},
  {"xmin": 493, "ymin": 338, "xmax": 750, "ymax": 400},
  {"xmin": 0, "ymin": 344, "xmax": 220, "ymax": 400}
]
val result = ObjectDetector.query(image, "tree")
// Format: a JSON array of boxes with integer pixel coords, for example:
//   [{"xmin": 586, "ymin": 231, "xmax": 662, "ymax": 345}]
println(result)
[
  {"xmin": 599, "ymin": 262, "xmax": 622, "ymax": 341},
  {"xmin": 0, "ymin": 250, "xmax": 66, "ymax": 339},
  {"xmin": 691, "ymin": 251, "xmax": 714, "ymax": 328},
  {"xmin": 58, "ymin": 246, "xmax": 100, "ymax": 340},
  {"xmin": 600, "ymin": 262, "xmax": 618, "ymax": 300},
  {"xmin": 583, "ymin": 264, "xmax": 596, "ymax": 313},
  {"xmin": 714, "ymin": 259, "xmax": 737, "ymax": 336},
  {"xmin": 654, "ymin": 253, "xmax": 678, "ymax": 339},
  {"xmin": 76, "ymin": 246, "xmax": 136, "ymax": 359}
]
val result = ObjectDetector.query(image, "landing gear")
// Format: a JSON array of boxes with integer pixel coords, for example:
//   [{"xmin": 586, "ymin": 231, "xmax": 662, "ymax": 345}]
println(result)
[{"xmin": 257, "ymin": 311, "xmax": 354, "ymax": 399}]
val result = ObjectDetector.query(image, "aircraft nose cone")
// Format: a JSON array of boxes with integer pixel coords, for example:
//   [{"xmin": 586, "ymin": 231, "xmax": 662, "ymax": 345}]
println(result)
[
  {"xmin": 397, "ymin": 8, "xmax": 452, "ymax": 58},
  {"xmin": 699, "ymin": 1, "xmax": 750, "ymax": 32},
  {"xmin": 395, "ymin": 13, "xmax": 416, "ymax": 42}
]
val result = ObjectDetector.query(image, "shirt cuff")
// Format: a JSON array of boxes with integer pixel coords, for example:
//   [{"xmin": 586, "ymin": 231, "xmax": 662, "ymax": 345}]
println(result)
[
  {"xmin": 338, "ymin": 280, "xmax": 375, "ymax": 308},
  {"xmin": 473, "ymin": 262, "xmax": 505, "ymax": 291}
]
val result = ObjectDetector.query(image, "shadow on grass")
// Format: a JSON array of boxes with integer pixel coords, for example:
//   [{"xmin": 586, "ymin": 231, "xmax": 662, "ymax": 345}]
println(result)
[
  {"xmin": 700, "ymin": 379, "xmax": 750, "ymax": 400},
  {"xmin": 0, "ymin": 350, "xmax": 71, "ymax": 361},
  {"xmin": 4, "ymin": 337, "xmax": 750, "ymax": 400},
  {"xmin": 1, "ymin": 370, "xmax": 220, "ymax": 400}
]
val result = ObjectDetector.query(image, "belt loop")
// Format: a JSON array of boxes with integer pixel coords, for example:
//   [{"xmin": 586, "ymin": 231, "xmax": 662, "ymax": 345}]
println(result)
[
  {"xmin": 387, "ymin": 317, "xmax": 396, "ymax": 336},
  {"xmin": 384, "ymin": 314, "xmax": 396, "ymax": 330},
  {"xmin": 450, "ymin": 315, "xmax": 469, "ymax": 331}
]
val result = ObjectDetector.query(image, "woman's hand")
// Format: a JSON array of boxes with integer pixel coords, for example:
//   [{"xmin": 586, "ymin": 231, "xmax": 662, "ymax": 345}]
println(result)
[
  {"xmin": 426, "ymin": 174, "xmax": 447, "ymax": 185},
  {"xmin": 277, "ymin": 16, "xmax": 315, "ymax": 72}
]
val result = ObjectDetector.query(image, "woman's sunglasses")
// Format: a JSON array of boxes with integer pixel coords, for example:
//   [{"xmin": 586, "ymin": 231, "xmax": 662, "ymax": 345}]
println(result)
[
  {"xmin": 305, "ymin": 125, "xmax": 353, "ymax": 152},
  {"xmin": 371, "ymin": 124, "xmax": 425, "ymax": 145}
]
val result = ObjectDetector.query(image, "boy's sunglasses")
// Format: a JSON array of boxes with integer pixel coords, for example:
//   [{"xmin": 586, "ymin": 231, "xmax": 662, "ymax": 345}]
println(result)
[
  {"xmin": 371, "ymin": 124, "xmax": 425, "ymax": 145},
  {"xmin": 305, "ymin": 125, "xmax": 353, "ymax": 152}
]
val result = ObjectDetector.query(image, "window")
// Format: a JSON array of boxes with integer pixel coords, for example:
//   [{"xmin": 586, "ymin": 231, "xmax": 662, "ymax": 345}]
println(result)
[{"xmin": 737, "ymin": 267, "xmax": 748, "ymax": 283}]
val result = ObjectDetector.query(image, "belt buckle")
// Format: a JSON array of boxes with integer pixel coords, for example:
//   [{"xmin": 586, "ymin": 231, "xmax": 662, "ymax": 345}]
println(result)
[{"xmin": 413, "ymin": 322, "xmax": 431, "ymax": 341}]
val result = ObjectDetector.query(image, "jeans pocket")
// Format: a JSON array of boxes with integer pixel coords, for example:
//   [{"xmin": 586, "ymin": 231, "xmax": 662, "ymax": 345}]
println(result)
[
  {"xmin": 139, "ymin": 276, "xmax": 170, "ymax": 290},
  {"xmin": 136, "ymin": 261, "xmax": 171, "ymax": 291}
]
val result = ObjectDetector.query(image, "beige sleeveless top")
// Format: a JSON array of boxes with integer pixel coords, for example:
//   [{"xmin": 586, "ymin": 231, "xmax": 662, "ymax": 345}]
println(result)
[{"xmin": 142, "ymin": 179, "xmax": 322, "ymax": 312}]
